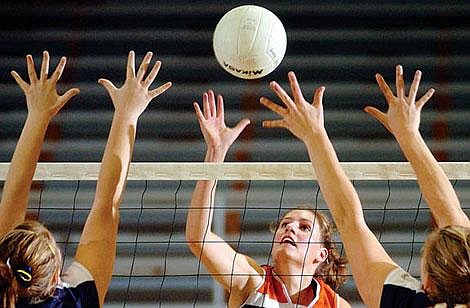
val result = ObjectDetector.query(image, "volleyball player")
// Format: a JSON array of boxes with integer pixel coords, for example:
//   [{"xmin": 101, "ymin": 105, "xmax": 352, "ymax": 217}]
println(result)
[
  {"xmin": 260, "ymin": 68, "xmax": 469, "ymax": 307},
  {"xmin": 186, "ymin": 90, "xmax": 350, "ymax": 307},
  {"xmin": 0, "ymin": 51, "xmax": 172, "ymax": 307}
]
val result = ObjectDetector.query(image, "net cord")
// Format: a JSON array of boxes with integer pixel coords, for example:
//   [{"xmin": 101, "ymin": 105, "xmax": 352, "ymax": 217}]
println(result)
[{"xmin": 1, "ymin": 162, "xmax": 469, "ymax": 180}]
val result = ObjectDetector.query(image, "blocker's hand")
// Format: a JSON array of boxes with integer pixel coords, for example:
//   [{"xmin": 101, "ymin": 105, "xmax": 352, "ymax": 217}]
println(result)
[
  {"xmin": 11, "ymin": 50, "xmax": 79, "ymax": 120},
  {"xmin": 260, "ymin": 71, "xmax": 326, "ymax": 143},
  {"xmin": 99, "ymin": 51, "xmax": 172, "ymax": 121},
  {"xmin": 364, "ymin": 65, "xmax": 435, "ymax": 139}
]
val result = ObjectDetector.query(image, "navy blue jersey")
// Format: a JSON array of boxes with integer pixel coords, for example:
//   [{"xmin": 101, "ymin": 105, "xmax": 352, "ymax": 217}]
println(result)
[
  {"xmin": 17, "ymin": 262, "xmax": 99, "ymax": 308},
  {"xmin": 380, "ymin": 267, "xmax": 432, "ymax": 308}
]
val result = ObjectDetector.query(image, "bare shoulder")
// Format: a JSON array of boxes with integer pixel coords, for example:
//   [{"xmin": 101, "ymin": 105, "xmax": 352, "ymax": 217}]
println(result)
[
  {"xmin": 337, "ymin": 295, "xmax": 352, "ymax": 308},
  {"xmin": 228, "ymin": 255, "xmax": 265, "ymax": 307}
]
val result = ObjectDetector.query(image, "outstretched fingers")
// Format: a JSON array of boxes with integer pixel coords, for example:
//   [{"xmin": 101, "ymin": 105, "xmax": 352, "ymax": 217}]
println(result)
[
  {"xmin": 233, "ymin": 118, "xmax": 250, "ymax": 135},
  {"xmin": 288, "ymin": 71, "xmax": 305, "ymax": 104},
  {"xmin": 259, "ymin": 96, "xmax": 287, "ymax": 116},
  {"xmin": 10, "ymin": 71, "xmax": 28, "ymax": 91},
  {"xmin": 208, "ymin": 90, "xmax": 217, "ymax": 118},
  {"xmin": 217, "ymin": 94, "xmax": 224, "ymax": 122},
  {"xmin": 375, "ymin": 73, "xmax": 395, "ymax": 104},
  {"xmin": 260, "ymin": 96, "xmax": 288, "ymax": 129},
  {"xmin": 26, "ymin": 54, "xmax": 38, "ymax": 82},
  {"xmin": 143, "ymin": 60, "xmax": 162, "ymax": 88},
  {"xmin": 269, "ymin": 80, "xmax": 296, "ymax": 110},
  {"xmin": 149, "ymin": 81, "xmax": 172, "ymax": 100},
  {"xmin": 312, "ymin": 86, "xmax": 325, "ymax": 108},
  {"xmin": 395, "ymin": 65, "xmax": 405, "ymax": 100},
  {"xmin": 40, "ymin": 51, "xmax": 50, "ymax": 80},
  {"xmin": 98, "ymin": 78, "xmax": 118, "ymax": 96},
  {"xmin": 364, "ymin": 106, "xmax": 390, "ymax": 131},
  {"xmin": 126, "ymin": 51, "xmax": 136, "ymax": 79},
  {"xmin": 193, "ymin": 101, "xmax": 205, "ymax": 123},
  {"xmin": 416, "ymin": 88, "xmax": 435, "ymax": 110},
  {"xmin": 50, "ymin": 56, "xmax": 67, "ymax": 83},
  {"xmin": 408, "ymin": 70, "xmax": 422, "ymax": 103},
  {"xmin": 262, "ymin": 119, "xmax": 285, "ymax": 129},
  {"xmin": 136, "ymin": 51, "xmax": 153, "ymax": 81},
  {"xmin": 57, "ymin": 88, "xmax": 80, "ymax": 108}
]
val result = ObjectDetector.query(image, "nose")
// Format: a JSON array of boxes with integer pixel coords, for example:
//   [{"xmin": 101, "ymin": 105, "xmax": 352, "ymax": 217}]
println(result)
[{"xmin": 284, "ymin": 222, "xmax": 296, "ymax": 233}]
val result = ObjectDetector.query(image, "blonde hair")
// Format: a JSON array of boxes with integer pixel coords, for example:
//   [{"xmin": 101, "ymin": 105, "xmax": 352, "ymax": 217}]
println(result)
[
  {"xmin": 0, "ymin": 221, "xmax": 62, "ymax": 306},
  {"xmin": 272, "ymin": 207, "xmax": 348, "ymax": 290},
  {"xmin": 423, "ymin": 225, "xmax": 470, "ymax": 306}
]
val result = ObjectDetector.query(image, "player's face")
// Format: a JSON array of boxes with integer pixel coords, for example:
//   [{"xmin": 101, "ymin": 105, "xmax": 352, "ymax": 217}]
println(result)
[{"xmin": 272, "ymin": 210, "xmax": 326, "ymax": 266}]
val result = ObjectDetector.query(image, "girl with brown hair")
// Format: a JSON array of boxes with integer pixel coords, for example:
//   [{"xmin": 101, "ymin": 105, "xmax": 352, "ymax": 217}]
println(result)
[{"xmin": 185, "ymin": 90, "xmax": 350, "ymax": 307}]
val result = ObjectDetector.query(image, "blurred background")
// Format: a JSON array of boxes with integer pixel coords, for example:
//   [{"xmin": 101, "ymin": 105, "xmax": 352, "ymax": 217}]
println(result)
[{"xmin": 1, "ymin": 1, "xmax": 470, "ymax": 307}]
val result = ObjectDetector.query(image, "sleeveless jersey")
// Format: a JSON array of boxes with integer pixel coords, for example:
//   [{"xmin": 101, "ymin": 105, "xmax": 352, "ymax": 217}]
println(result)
[
  {"xmin": 241, "ymin": 265, "xmax": 339, "ymax": 308},
  {"xmin": 380, "ymin": 267, "xmax": 432, "ymax": 308}
]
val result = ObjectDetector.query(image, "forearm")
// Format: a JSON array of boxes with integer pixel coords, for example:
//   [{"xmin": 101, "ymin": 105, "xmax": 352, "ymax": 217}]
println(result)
[
  {"xmin": 304, "ymin": 130, "xmax": 365, "ymax": 230},
  {"xmin": 395, "ymin": 131, "xmax": 469, "ymax": 227},
  {"xmin": 93, "ymin": 113, "xmax": 137, "ymax": 211},
  {"xmin": 0, "ymin": 114, "xmax": 50, "ymax": 232},
  {"xmin": 186, "ymin": 146, "xmax": 226, "ymax": 248}
]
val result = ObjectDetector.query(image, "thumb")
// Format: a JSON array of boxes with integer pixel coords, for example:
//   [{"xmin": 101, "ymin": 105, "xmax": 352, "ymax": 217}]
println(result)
[
  {"xmin": 58, "ymin": 88, "xmax": 80, "ymax": 108},
  {"xmin": 233, "ymin": 118, "xmax": 250, "ymax": 136},
  {"xmin": 364, "ymin": 106, "xmax": 391, "ymax": 132},
  {"xmin": 98, "ymin": 78, "xmax": 117, "ymax": 95}
]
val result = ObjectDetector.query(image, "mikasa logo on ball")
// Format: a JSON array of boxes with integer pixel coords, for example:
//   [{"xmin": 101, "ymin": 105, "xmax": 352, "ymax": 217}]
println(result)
[
  {"xmin": 213, "ymin": 5, "xmax": 287, "ymax": 79},
  {"xmin": 223, "ymin": 61, "xmax": 264, "ymax": 76}
]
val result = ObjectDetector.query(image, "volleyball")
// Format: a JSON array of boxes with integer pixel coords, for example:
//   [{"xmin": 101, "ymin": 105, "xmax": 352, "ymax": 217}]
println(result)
[{"xmin": 213, "ymin": 5, "xmax": 287, "ymax": 79}]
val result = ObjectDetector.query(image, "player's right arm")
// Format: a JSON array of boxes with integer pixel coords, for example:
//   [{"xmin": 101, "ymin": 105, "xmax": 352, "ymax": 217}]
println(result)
[
  {"xmin": 185, "ymin": 90, "xmax": 260, "ymax": 300},
  {"xmin": 261, "ymin": 72, "xmax": 397, "ymax": 308},
  {"xmin": 73, "ymin": 51, "xmax": 172, "ymax": 305},
  {"xmin": 365, "ymin": 65, "xmax": 469, "ymax": 228}
]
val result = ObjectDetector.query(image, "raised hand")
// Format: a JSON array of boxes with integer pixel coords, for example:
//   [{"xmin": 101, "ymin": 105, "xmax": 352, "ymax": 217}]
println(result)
[
  {"xmin": 98, "ymin": 51, "xmax": 172, "ymax": 120},
  {"xmin": 11, "ymin": 50, "xmax": 80, "ymax": 119},
  {"xmin": 260, "ymin": 71, "xmax": 326, "ymax": 142},
  {"xmin": 193, "ymin": 90, "xmax": 250, "ymax": 160},
  {"xmin": 364, "ymin": 65, "xmax": 435, "ymax": 138}
]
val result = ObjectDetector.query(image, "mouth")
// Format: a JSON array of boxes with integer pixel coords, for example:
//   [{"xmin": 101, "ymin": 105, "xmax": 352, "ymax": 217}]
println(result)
[{"xmin": 280, "ymin": 236, "xmax": 296, "ymax": 247}]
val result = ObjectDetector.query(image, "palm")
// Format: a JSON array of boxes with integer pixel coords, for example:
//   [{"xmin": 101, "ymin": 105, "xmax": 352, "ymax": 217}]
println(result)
[
  {"xmin": 11, "ymin": 52, "xmax": 79, "ymax": 119},
  {"xmin": 201, "ymin": 118, "xmax": 239, "ymax": 149},
  {"xmin": 260, "ymin": 72, "xmax": 326, "ymax": 143},
  {"xmin": 365, "ymin": 66, "xmax": 434, "ymax": 138},
  {"xmin": 99, "ymin": 51, "xmax": 172, "ymax": 120},
  {"xmin": 194, "ymin": 90, "xmax": 250, "ymax": 156}
]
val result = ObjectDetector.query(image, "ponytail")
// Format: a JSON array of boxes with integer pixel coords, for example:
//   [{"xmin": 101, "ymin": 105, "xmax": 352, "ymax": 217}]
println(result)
[
  {"xmin": 0, "ymin": 261, "xmax": 16, "ymax": 308},
  {"xmin": 0, "ymin": 221, "xmax": 61, "ymax": 305}
]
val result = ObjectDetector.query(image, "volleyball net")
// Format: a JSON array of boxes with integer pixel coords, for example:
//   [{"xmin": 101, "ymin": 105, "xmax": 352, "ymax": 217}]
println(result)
[{"xmin": 1, "ymin": 162, "xmax": 469, "ymax": 307}]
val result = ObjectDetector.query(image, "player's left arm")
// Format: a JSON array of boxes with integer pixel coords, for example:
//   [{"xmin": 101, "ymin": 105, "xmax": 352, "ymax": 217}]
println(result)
[
  {"xmin": 73, "ymin": 51, "xmax": 172, "ymax": 305},
  {"xmin": 0, "ymin": 51, "xmax": 79, "ymax": 238},
  {"xmin": 261, "ymin": 72, "xmax": 398, "ymax": 308},
  {"xmin": 365, "ymin": 65, "xmax": 469, "ymax": 228}
]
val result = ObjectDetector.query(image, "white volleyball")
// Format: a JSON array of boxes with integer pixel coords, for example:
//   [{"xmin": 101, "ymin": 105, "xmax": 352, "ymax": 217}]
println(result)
[{"xmin": 213, "ymin": 5, "xmax": 287, "ymax": 79}]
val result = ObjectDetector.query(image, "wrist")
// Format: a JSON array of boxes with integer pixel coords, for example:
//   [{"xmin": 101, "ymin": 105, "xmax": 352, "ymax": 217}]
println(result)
[
  {"xmin": 393, "ymin": 129, "xmax": 421, "ymax": 144},
  {"xmin": 25, "ymin": 113, "xmax": 52, "ymax": 128},
  {"xmin": 303, "ymin": 127, "xmax": 328, "ymax": 146},
  {"xmin": 112, "ymin": 111, "xmax": 139, "ymax": 124},
  {"xmin": 205, "ymin": 146, "xmax": 228, "ymax": 162}
]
